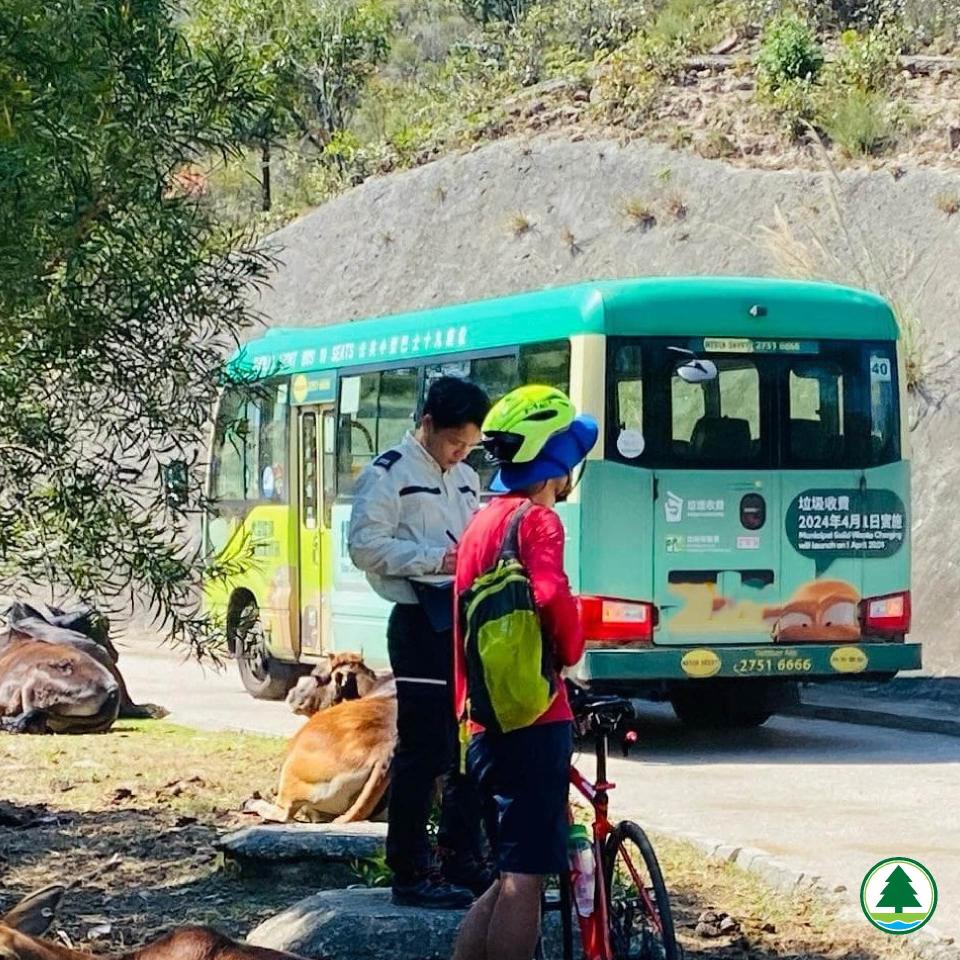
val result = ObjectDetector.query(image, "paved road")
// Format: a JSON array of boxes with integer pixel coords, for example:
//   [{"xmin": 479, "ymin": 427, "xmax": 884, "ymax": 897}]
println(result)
[{"xmin": 118, "ymin": 641, "xmax": 960, "ymax": 941}]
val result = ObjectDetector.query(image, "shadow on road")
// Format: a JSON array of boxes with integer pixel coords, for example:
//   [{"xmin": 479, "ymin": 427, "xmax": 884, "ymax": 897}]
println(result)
[{"xmin": 585, "ymin": 702, "xmax": 960, "ymax": 767}]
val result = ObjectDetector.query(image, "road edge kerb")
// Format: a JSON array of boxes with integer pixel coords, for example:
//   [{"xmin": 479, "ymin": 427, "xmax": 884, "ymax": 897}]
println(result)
[
  {"xmin": 780, "ymin": 702, "xmax": 960, "ymax": 738},
  {"xmin": 659, "ymin": 827, "xmax": 958, "ymax": 960}
]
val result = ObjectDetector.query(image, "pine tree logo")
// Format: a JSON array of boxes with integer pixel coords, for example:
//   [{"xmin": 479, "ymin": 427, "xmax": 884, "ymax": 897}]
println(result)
[{"xmin": 861, "ymin": 858, "xmax": 938, "ymax": 934}]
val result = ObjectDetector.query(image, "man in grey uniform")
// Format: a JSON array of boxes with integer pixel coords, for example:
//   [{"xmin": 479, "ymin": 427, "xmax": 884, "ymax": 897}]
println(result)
[{"xmin": 348, "ymin": 376, "xmax": 493, "ymax": 909}]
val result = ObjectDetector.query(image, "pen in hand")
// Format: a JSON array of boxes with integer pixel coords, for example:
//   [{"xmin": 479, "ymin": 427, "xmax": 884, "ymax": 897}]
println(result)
[{"xmin": 445, "ymin": 530, "xmax": 459, "ymax": 545}]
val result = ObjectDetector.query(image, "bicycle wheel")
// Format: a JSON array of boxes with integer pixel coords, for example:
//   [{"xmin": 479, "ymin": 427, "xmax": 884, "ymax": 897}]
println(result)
[{"xmin": 603, "ymin": 821, "xmax": 679, "ymax": 960}]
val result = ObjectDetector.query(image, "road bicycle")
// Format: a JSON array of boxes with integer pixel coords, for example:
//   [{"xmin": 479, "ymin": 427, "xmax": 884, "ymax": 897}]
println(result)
[{"xmin": 537, "ymin": 684, "xmax": 679, "ymax": 960}]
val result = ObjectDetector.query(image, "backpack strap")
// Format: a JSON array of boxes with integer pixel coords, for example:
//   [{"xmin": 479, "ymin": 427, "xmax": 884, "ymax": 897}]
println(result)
[{"xmin": 498, "ymin": 501, "xmax": 532, "ymax": 563}]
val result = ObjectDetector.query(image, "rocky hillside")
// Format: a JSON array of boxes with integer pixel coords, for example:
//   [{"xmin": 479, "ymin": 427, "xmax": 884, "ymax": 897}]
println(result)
[{"xmin": 253, "ymin": 135, "xmax": 960, "ymax": 675}]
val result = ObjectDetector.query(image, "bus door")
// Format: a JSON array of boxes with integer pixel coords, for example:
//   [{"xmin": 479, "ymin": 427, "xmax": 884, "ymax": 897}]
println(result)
[{"xmin": 297, "ymin": 405, "xmax": 336, "ymax": 656}]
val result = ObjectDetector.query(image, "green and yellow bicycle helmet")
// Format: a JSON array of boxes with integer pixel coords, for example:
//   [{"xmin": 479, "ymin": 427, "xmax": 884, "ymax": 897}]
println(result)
[{"xmin": 481, "ymin": 385, "xmax": 575, "ymax": 464}]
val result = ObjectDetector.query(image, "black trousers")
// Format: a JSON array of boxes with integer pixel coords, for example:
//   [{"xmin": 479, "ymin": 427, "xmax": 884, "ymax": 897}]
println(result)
[{"xmin": 385, "ymin": 603, "xmax": 487, "ymax": 879}]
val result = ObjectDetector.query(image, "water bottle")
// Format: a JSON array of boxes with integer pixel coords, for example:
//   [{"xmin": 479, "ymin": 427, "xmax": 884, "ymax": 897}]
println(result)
[{"xmin": 567, "ymin": 823, "xmax": 596, "ymax": 919}]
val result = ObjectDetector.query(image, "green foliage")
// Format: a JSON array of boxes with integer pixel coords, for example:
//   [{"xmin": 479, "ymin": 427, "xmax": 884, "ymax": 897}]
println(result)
[
  {"xmin": 461, "ymin": 0, "xmax": 531, "ymax": 24},
  {"xmin": 592, "ymin": 33, "xmax": 685, "ymax": 119},
  {"xmin": 522, "ymin": 0, "xmax": 649, "ymax": 58},
  {"xmin": 186, "ymin": 0, "xmax": 391, "ymax": 145},
  {"xmin": 351, "ymin": 852, "xmax": 392, "ymax": 887},
  {"xmin": 0, "ymin": 0, "xmax": 271, "ymax": 650},
  {"xmin": 755, "ymin": 11, "xmax": 824, "ymax": 137},
  {"xmin": 648, "ymin": 0, "xmax": 726, "ymax": 52},
  {"xmin": 831, "ymin": 27, "xmax": 900, "ymax": 91},
  {"xmin": 817, "ymin": 86, "xmax": 896, "ymax": 155},
  {"xmin": 756, "ymin": 12, "xmax": 825, "ymax": 94}
]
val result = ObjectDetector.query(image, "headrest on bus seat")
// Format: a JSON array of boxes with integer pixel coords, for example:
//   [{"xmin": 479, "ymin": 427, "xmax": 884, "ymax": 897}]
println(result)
[
  {"xmin": 790, "ymin": 418, "xmax": 842, "ymax": 463},
  {"xmin": 690, "ymin": 416, "xmax": 752, "ymax": 461}
]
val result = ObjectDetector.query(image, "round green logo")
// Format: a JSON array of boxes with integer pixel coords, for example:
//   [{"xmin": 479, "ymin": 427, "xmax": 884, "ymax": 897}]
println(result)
[{"xmin": 860, "ymin": 858, "xmax": 938, "ymax": 935}]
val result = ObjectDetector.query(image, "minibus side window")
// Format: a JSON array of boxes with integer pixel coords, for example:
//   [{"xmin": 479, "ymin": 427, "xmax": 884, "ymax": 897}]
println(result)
[
  {"xmin": 337, "ymin": 370, "xmax": 417, "ymax": 497},
  {"xmin": 210, "ymin": 382, "xmax": 288, "ymax": 503}
]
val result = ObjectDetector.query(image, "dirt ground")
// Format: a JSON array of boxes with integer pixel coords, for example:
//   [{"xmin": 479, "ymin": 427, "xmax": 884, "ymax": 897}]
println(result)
[
  {"xmin": 0, "ymin": 721, "xmax": 303, "ymax": 949},
  {"xmin": 0, "ymin": 720, "xmax": 919, "ymax": 960}
]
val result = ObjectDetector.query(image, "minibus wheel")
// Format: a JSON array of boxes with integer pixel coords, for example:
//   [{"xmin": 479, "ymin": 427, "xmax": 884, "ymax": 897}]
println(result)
[{"xmin": 232, "ymin": 600, "xmax": 299, "ymax": 700}]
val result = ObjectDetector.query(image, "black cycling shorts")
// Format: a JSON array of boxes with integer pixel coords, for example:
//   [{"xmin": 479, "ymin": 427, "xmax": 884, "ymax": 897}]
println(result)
[{"xmin": 467, "ymin": 720, "xmax": 573, "ymax": 876}]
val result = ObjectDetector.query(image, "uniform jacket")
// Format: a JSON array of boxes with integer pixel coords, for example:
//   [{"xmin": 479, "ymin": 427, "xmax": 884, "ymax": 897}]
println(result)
[{"xmin": 348, "ymin": 431, "xmax": 481, "ymax": 605}]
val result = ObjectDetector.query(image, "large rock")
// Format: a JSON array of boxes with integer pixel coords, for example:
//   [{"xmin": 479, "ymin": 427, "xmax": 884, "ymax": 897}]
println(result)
[
  {"xmin": 216, "ymin": 822, "xmax": 387, "ymax": 884},
  {"xmin": 247, "ymin": 888, "xmax": 565, "ymax": 960}
]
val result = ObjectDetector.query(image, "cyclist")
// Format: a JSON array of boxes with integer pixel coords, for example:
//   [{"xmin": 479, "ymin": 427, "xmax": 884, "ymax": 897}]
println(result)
[{"xmin": 452, "ymin": 386, "xmax": 598, "ymax": 960}]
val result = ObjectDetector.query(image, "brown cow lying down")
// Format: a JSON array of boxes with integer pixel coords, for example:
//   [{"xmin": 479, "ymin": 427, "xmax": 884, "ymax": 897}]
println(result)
[
  {"xmin": 246, "ymin": 654, "xmax": 397, "ymax": 824},
  {"xmin": 0, "ymin": 601, "xmax": 165, "ymax": 735},
  {"xmin": 285, "ymin": 650, "xmax": 382, "ymax": 716},
  {"xmin": 0, "ymin": 885, "xmax": 306, "ymax": 960}
]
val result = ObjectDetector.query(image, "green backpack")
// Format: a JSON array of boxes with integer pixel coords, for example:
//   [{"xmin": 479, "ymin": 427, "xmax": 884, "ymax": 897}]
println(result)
[{"xmin": 459, "ymin": 502, "xmax": 557, "ymax": 735}]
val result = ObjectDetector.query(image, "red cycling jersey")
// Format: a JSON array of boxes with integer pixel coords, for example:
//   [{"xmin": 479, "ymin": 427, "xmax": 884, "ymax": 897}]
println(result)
[{"xmin": 453, "ymin": 494, "xmax": 585, "ymax": 728}]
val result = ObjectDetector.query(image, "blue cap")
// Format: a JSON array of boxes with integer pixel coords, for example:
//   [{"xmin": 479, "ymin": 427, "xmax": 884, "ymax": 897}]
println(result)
[{"xmin": 491, "ymin": 415, "xmax": 599, "ymax": 493}]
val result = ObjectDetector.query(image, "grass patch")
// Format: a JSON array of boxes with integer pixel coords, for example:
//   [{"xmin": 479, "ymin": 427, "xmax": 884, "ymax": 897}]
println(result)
[
  {"xmin": 697, "ymin": 129, "xmax": 738, "ymax": 159},
  {"xmin": 0, "ymin": 719, "xmax": 282, "ymax": 816},
  {"xmin": 936, "ymin": 192, "xmax": 960, "ymax": 215},
  {"xmin": 665, "ymin": 191, "xmax": 688, "ymax": 220},
  {"xmin": 508, "ymin": 211, "xmax": 534, "ymax": 236},
  {"xmin": 560, "ymin": 224, "xmax": 582, "ymax": 254},
  {"xmin": 651, "ymin": 832, "xmax": 919, "ymax": 960},
  {"xmin": 621, "ymin": 196, "xmax": 657, "ymax": 230},
  {"xmin": 818, "ymin": 87, "xmax": 897, "ymax": 157}
]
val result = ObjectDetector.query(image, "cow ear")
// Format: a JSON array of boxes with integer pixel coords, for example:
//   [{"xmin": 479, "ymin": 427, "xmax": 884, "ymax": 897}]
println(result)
[
  {"xmin": 2, "ymin": 885, "xmax": 66, "ymax": 936},
  {"xmin": 311, "ymin": 655, "xmax": 333, "ymax": 684}
]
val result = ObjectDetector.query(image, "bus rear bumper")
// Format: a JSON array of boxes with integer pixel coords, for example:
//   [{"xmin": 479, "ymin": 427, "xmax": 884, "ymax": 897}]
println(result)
[{"xmin": 579, "ymin": 641, "xmax": 921, "ymax": 686}]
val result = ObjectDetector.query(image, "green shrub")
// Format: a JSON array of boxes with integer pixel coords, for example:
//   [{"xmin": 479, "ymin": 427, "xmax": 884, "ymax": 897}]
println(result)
[
  {"xmin": 649, "ymin": 0, "xmax": 726, "ymax": 51},
  {"xmin": 592, "ymin": 33, "xmax": 684, "ymax": 118},
  {"xmin": 831, "ymin": 27, "xmax": 900, "ymax": 91},
  {"xmin": 764, "ymin": 77, "xmax": 819, "ymax": 137},
  {"xmin": 461, "ymin": 0, "xmax": 531, "ymax": 23},
  {"xmin": 756, "ymin": 12, "xmax": 825, "ymax": 94},
  {"xmin": 817, "ymin": 86, "xmax": 896, "ymax": 155}
]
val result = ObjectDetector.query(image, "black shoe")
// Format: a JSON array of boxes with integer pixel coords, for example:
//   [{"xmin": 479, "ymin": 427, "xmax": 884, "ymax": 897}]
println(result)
[
  {"xmin": 441, "ymin": 858, "xmax": 498, "ymax": 898},
  {"xmin": 391, "ymin": 874, "xmax": 474, "ymax": 910}
]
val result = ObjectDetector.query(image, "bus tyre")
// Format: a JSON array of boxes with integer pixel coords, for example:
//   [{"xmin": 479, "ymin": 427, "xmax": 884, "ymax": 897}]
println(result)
[
  {"xmin": 233, "ymin": 601, "xmax": 299, "ymax": 700},
  {"xmin": 669, "ymin": 682, "xmax": 777, "ymax": 729}
]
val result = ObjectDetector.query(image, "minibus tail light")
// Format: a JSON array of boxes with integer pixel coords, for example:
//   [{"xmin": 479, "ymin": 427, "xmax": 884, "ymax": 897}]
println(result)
[
  {"xmin": 861, "ymin": 591, "xmax": 911, "ymax": 636},
  {"xmin": 579, "ymin": 596, "xmax": 655, "ymax": 644}
]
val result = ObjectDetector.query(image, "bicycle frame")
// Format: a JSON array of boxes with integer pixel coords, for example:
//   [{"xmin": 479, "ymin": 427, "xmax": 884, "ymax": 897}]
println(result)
[
  {"xmin": 567, "ymin": 730, "xmax": 615, "ymax": 960},
  {"xmin": 565, "ymin": 727, "xmax": 666, "ymax": 960}
]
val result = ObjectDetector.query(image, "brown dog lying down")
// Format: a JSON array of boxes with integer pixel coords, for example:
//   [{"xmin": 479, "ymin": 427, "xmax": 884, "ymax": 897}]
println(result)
[{"xmin": 247, "ymin": 653, "xmax": 397, "ymax": 824}]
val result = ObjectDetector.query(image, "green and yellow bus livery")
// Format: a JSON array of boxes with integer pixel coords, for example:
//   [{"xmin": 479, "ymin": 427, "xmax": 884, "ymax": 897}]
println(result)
[{"xmin": 203, "ymin": 277, "xmax": 917, "ymax": 726}]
